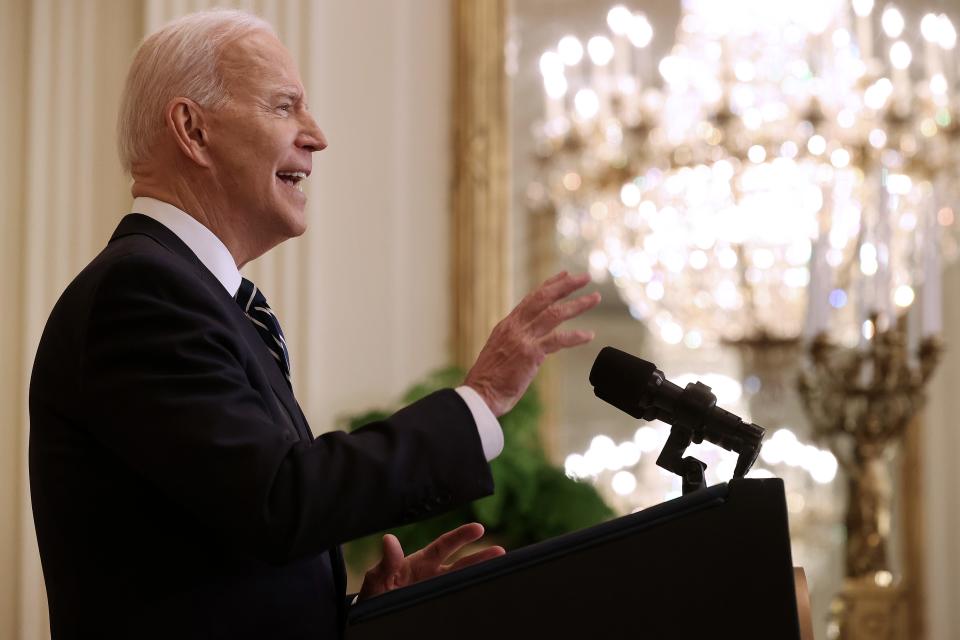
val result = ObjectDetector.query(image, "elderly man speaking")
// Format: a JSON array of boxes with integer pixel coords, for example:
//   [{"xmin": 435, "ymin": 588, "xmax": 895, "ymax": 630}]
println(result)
[{"xmin": 28, "ymin": 9, "xmax": 600, "ymax": 640}]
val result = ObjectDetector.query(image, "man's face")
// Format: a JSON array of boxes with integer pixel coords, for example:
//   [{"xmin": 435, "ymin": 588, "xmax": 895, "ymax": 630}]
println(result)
[{"xmin": 204, "ymin": 31, "xmax": 325, "ymax": 246}]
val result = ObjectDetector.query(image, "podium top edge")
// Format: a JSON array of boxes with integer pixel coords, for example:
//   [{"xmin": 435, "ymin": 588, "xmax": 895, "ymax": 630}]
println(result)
[{"xmin": 351, "ymin": 480, "xmax": 783, "ymax": 624}]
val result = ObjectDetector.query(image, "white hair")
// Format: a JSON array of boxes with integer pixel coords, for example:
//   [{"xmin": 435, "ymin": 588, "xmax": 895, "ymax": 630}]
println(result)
[{"xmin": 116, "ymin": 9, "xmax": 275, "ymax": 173}]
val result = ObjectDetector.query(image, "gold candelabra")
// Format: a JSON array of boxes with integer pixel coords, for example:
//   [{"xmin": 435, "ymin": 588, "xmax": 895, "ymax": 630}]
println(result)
[{"xmin": 798, "ymin": 315, "xmax": 942, "ymax": 639}]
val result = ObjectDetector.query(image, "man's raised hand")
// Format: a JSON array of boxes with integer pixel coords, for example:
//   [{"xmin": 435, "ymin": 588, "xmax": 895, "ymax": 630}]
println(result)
[{"xmin": 464, "ymin": 271, "xmax": 600, "ymax": 417}]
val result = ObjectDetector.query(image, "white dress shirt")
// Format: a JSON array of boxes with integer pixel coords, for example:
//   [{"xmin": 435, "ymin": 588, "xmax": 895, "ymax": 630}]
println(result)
[{"xmin": 132, "ymin": 197, "xmax": 504, "ymax": 460}]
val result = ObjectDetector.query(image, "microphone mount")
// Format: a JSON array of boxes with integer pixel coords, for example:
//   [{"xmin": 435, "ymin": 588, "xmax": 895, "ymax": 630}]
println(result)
[{"xmin": 589, "ymin": 346, "xmax": 766, "ymax": 494}]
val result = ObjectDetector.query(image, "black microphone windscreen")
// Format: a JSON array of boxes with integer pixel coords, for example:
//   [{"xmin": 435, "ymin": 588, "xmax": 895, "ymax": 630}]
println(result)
[{"xmin": 589, "ymin": 347, "xmax": 658, "ymax": 418}]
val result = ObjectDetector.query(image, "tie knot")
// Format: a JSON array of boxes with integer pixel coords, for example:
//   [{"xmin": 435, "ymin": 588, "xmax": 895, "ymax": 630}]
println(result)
[
  {"xmin": 237, "ymin": 277, "xmax": 264, "ymax": 309},
  {"xmin": 235, "ymin": 278, "xmax": 291, "ymax": 385}
]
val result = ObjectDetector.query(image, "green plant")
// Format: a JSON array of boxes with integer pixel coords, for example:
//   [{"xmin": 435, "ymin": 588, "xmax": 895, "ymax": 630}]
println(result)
[{"xmin": 342, "ymin": 367, "xmax": 614, "ymax": 570}]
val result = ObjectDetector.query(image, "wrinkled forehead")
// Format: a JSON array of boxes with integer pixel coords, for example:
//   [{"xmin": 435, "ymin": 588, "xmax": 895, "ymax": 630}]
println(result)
[{"xmin": 218, "ymin": 30, "xmax": 302, "ymax": 99}]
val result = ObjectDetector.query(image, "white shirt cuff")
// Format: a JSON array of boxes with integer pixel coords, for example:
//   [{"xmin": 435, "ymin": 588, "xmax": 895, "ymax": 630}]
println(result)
[{"xmin": 454, "ymin": 386, "xmax": 504, "ymax": 461}]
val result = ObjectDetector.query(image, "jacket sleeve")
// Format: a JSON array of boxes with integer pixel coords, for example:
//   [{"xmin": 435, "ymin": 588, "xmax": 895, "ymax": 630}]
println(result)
[{"xmin": 78, "ymin": 254, "xmax": 494, "ymax": 564}]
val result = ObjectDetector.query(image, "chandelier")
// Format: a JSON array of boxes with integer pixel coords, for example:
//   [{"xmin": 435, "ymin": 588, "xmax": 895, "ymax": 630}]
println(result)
[{"xmin": 530, "ymin": 0, "xmax": 958, "ymax": 348}]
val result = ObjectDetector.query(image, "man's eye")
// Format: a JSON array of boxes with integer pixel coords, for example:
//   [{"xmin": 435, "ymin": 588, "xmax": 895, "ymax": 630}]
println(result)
[{"xmin": 277, "ymin": 104, "xmax": 291, "ymax": 112}]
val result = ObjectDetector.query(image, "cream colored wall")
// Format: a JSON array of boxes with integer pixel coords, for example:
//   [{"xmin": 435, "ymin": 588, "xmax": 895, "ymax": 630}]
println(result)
[
  {"xmin": 1, "ymin": 1, "xmax": 452, "ymax": 637},
  {"xmin": 0, "ymin": 3, "xmax": 28, "ymax": 638},
  {"xmin": 924, "ymin": 261, "xmax": 960, "ymax": 640}
]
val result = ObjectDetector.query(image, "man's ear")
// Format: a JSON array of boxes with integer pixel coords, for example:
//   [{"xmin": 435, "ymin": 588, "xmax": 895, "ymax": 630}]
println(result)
[{"xmin": 166, "ymin": 97, "xmax": 212, "ymax": 168}]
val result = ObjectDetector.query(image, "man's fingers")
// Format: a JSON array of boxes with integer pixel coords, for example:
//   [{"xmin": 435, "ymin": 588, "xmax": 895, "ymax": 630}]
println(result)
[
  {"xmin": 378, "ymin": 534, "xmax": 405, "ymax": 575},
  {"xmin": 540, "ymin": 271, "xmax": 569, "ymax": 287},
  {"xmin": 539, "ymin": 329, "xmax": 595, "ymax": 354},
  {"xmin": 447, "ymin": 545, "xmax": 506, "ymax": 572},
  {"xmin": 423, "ymin": 523, "xmax": 485, "ymax": 564},
  {"xmin": 530, "ymin": 292, "xmax": 601, "ymax": 336},
  {"xmin": 518, "ymin": 272, "xmax": 592, "ymax": 322}
]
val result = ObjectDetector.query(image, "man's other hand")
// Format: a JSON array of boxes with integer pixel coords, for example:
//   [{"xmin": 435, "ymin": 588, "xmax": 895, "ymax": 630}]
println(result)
[
  {"xmin": 465, "ymin": 271, "xmax": 600, "ymax": 417},
  {"xmin": 357, "ymin": 523, "xmax": 505, "ymax": 601}
]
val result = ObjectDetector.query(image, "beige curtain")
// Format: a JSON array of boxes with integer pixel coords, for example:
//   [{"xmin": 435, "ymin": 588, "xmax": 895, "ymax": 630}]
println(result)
[
  {"xmin": 1, "ymin": 0, "xmax": 452, "ymax": 637},
  {"xmin": 2, "ymin": 1, "xmax": 143, "ymax": 637}
]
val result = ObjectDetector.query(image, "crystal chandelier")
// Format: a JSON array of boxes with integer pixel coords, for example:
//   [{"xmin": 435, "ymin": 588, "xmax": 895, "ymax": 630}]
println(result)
[{"xmin": 530, "ymin": 0, "xmax": 958, "ymax": 348}]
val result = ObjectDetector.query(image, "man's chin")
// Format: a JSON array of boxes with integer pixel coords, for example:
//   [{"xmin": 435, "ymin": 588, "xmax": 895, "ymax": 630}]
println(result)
[{"xmin": 280, "ymin": 208, "xmax": 308, "ymax": 238}]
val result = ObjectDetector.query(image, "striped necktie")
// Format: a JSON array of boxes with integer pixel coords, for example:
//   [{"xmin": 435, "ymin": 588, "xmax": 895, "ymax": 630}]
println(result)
[{"xmin": 235, "ymin": 277, "xmax": 291, "ymax": 386}]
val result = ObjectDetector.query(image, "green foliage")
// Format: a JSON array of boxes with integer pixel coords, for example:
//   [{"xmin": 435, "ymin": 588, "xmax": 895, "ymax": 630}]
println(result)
[{"xmin": 343, "ymin": 367, "xmax": 614, "ymax": 571}]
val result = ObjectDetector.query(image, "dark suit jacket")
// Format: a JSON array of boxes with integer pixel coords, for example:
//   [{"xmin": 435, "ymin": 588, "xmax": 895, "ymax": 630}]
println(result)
[{"xmin": 29, "ymin": 214, "xmax": 494, "ymax": 639}]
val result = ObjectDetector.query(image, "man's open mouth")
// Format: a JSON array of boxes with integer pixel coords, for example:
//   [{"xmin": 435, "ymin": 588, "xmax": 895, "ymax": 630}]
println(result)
[{"xmin": 276, "ymin": 171, "xmax": 307, "ymax": 192}]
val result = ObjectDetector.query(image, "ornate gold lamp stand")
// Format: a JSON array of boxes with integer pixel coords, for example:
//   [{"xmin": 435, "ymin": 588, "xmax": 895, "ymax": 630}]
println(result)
[{"xmin": 798, "ymin": 316, "xmax": 942, "ymax": 640}]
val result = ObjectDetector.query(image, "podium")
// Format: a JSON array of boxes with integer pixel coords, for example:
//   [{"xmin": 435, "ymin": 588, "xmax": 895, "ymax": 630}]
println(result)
[{"xmin": 347, "ymin": 478, "xmax": 806, "ymax": 639}]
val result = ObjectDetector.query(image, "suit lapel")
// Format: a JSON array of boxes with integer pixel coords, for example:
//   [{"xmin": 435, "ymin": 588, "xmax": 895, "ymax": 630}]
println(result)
[
  {"xmin": 110, "ymin": 214, "xmax": 310, "ymax": 441},
  {"xmin": 235, "ymin": 319, "xmax": 309, "ymax": 440}
]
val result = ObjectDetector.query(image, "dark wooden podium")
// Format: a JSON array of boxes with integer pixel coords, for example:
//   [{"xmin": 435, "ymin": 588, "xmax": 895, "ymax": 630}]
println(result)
[{"xmin": 347, "ymin": 478, "xmax": 804, "ymax": 639}]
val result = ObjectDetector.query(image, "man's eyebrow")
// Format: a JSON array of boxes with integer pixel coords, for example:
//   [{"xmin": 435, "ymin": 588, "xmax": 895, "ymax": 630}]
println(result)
[{"xmin": 269, "ymin": 87, "xmax": 303, "ymax": 101}]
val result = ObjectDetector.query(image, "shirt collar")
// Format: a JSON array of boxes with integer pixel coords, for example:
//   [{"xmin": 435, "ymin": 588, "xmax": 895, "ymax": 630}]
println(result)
[{"xmin": 131, "ymin": 197, "xmax": 243, "ymax": 297}]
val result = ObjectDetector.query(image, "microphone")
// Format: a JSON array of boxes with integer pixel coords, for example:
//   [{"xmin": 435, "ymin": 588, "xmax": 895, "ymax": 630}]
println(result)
[{"xmin": 589, "ymin": 346, "xmax": 765, "ymax": 493}]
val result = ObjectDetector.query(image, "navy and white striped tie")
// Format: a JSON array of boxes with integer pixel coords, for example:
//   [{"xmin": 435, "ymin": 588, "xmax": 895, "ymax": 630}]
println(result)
[{"xmin": 235, "ymin": 277, "xmax": 291, "ymax": 386}]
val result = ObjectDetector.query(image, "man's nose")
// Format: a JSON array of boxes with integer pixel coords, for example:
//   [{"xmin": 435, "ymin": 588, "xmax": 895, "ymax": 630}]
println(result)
[{"xmin": 297, "ymin": 113, "xmax": 327, "ymax": 152}]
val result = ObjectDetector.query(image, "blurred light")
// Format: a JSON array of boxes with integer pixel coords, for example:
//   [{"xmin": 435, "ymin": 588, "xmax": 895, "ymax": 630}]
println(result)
[
  {"xmin": 684, "ymin": 331, "xmax": 703, "ymax": 349},
  {"xmin": 837, "ymin": 109, "xmax": 856, "ymax": 128},
  {"xmin": 735, "ymin": 61, "xmax": 756, "ymax": 82},
  {"xmin": 869, "ymin": 128, "xmax": 888, "ymax": 148},
  {"xmin": 894, "ymin": 284, "xmax": 915, "ymax": 307},
  {"xmin": 832, "ymin": 29, "xmax": 851, "ymax": 48},
  {"xmin": 784, "ymin": 267, "xmax": 809, "ymax": 288},
  {"xmin": 616, "ymin": 441, "xmax": 641, "ymax": 467},
  {"xmin": 752, "ymin": 248, "xmax": 775, "ymax": 269},
  {"xmin": 634, "ymin": 426, "xmax": 661, "ymax": 452},
  {"xmin": 881, "ymin": 6, "xmax": 904, "ymax": 38},
  {"xmin": 886, "ymin": 173, "xmax": 912, "ymax": 194},
  {"xmin": 646, "ymin": 280, "xmax": 665, "ymax": 300},
  {"xmin": 864, "ymin": 78, "xmax": 893, "ymax": 109},
  {"xmin": 829, "ymin": 289, "xmax": 848, "ymax": 308},
  {"xmin": 564, "ymin": 453, "xmax": 586, "ymax": 478},
  {"xmin": 558, "ymin": 35, "xmax": 584, "ymax": 65},
  {"xmin": 807, "ymin": 135, "xmax": 827, "ymax": 155},
  {"xmin": 810, "ymin": 450, "xmax": 838, "ymax": 483},
  {"xmin": 562, "ymin": 172, "xmax": 582, "ymax": 191},
  {"xmin": 589, "ymin": 250, "xmax": 608, "ymax": 271},
  {"xmin": 574, "ymin": 89, "xmax": 599, "ymax": 119},
  {"xmin": 539, "ymin": 51, "xmax": 564, "ymax": 78},
  {"xmin": 889, "ymin": 41, "xmax": 912, "ymax": 69},
  {"xmin": 938, "ymin": 207, "xmax": 955, "ymax": 226},
  {"xmin": 718, "ymin": 247, "xmax": 738, "ymax": 269},
  {"xmin": 852, "ymin": 0, "xmax": 874, "ymax": 17},
  {"xmin": 607, "ymin": 5, "xmax": 634, "ymax": 36},
  {"xmin": 544, "ymin": 74, "xmax": 568, "ymax": 99},
  {"xmin": 921, "ymin": 13, "xmax": 942, "ymax": 43},
  {"xmin": 931, "ymin": 73, "xmax": 948, "ymax": 95},
  {"xmin": 612, "ymin": 470, "xmax": 637, "ymax": 495},
  {"xmin": 621, "ymin": 183, "xmax": 642, "ymax": 207},
  {"xmin": 875, "ymin": 570, "xmax": 894, "ymax": 587},
  {"xmin": 628, "ymin": 13, "xmax": 654, "ymax": 48},
  {"xmin": 661, "ymin": 321, "xmax": 684, "ymax": 344},
  {"xmin": 748, "ymin": 145, "xmax": 767, "ymax": 163},
  {"xmin": 940, "ymin": 15, "xmax": 957, "ymax": 49},
  {"xmin": 830, "ymin": 148, "xmax": 851, "ymax": 168},
  {"xmin": 587, "ymin": 36, "xmax": 615, "ymax": 66}
]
